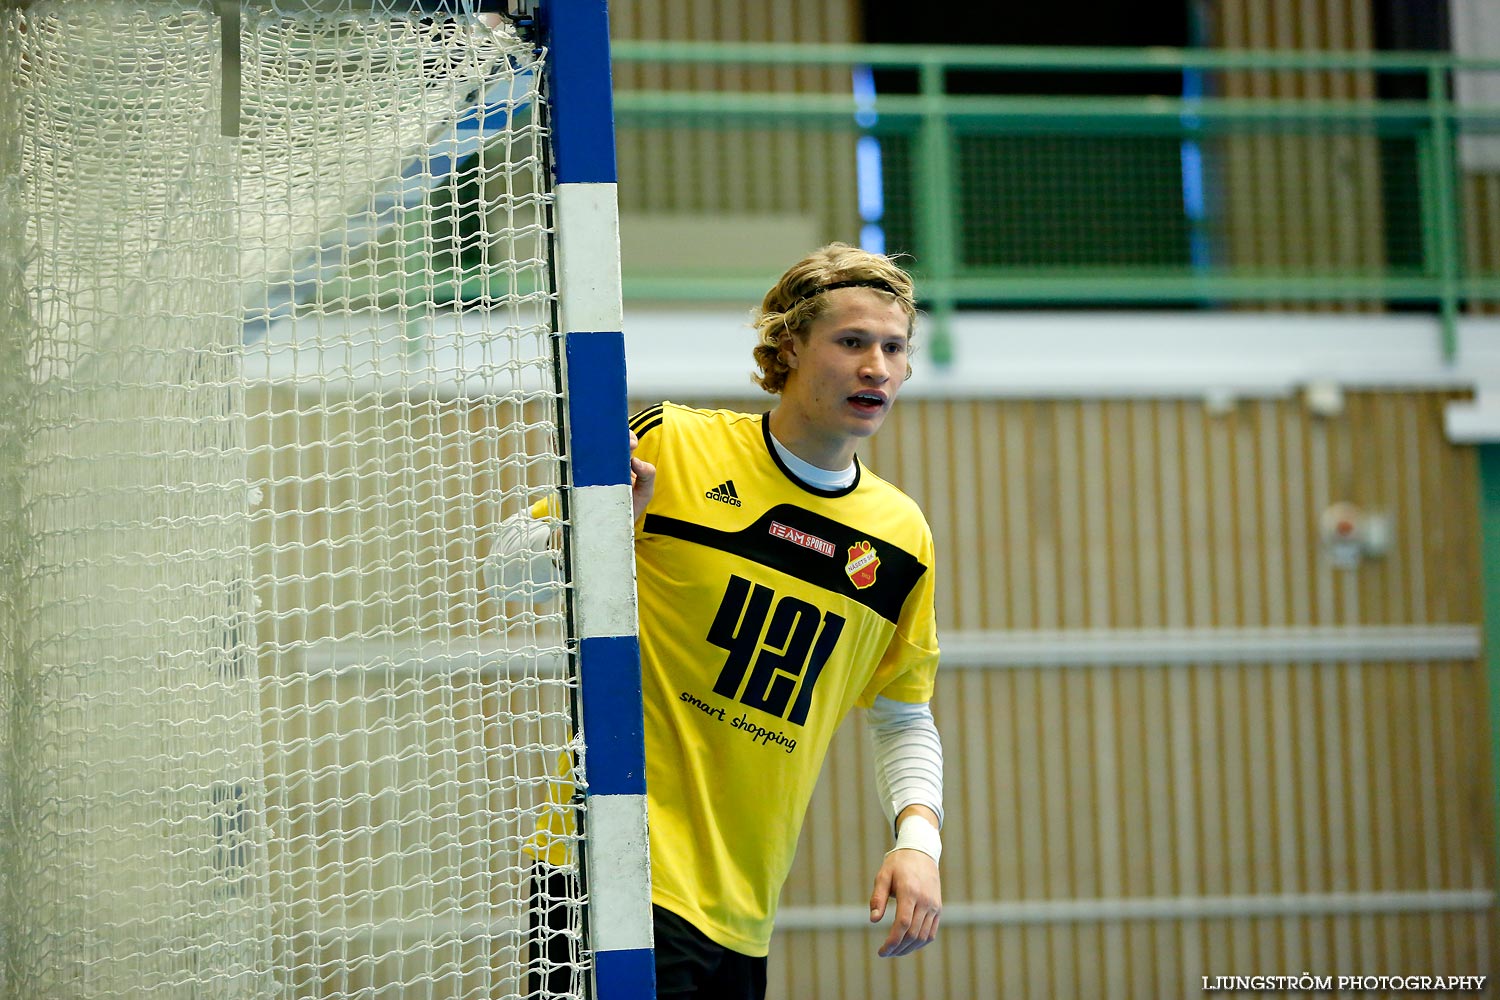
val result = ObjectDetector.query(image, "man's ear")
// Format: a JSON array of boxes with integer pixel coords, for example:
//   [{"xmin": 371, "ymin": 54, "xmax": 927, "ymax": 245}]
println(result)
[{"xmin": 780, "ymin": 332, "xmax": 800, "ymax": 370}]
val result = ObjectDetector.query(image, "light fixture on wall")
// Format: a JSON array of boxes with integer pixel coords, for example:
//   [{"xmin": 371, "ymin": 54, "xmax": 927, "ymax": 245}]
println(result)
[{"xmin": 1319, "ymin": 500, "xmax": 1393, "ymax": 570}]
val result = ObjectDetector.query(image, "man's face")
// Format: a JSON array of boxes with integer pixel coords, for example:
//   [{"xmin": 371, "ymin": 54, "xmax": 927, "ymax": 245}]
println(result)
[{"xmin": 780, "ymin": 287, "xmax": 910, "ymax": 448}]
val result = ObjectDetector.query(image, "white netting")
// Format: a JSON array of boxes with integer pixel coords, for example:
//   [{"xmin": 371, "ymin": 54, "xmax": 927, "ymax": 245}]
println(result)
[{"xmin": 1, "ymin": 3, "xmax": 583, "ymax": 998}]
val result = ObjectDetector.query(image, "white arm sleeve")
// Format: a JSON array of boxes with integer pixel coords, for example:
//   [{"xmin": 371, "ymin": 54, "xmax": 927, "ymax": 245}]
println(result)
[
  {"xmin": 481, "ymin": 510, "xmax": 563, "ymax": 603},
  {"xmin": 864, "ymin": 694, "xmax": 945, "ymax": 834}
]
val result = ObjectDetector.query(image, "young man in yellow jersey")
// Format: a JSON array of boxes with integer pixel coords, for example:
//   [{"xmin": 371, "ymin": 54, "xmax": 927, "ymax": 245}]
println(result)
[{"xmin": 622, "ymin": 243, "xmax": 946, "ymax": 997}]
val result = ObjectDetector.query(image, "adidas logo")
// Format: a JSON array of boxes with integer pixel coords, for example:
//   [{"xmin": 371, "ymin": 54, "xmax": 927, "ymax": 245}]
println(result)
[{"xmin": 705, "ymin": 480, "xmax": 742, "ymax": 507}]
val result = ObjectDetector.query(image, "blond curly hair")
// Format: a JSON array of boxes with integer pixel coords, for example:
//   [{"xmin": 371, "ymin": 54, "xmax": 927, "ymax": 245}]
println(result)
[{"xmin": 751, "ymin": 243, "xmax": 917, "ymax": 395}]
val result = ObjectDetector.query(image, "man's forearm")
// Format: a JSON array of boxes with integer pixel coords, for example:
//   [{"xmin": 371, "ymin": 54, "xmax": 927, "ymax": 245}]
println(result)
[{"xmin": 865, "ymin": 695, "xmax": 944, "ymax": 831}]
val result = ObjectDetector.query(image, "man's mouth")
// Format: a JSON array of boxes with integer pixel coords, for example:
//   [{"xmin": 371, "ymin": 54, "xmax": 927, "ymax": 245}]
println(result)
[{"xmin": 848, "ymin": 391, "xmax": 886, "ymax": 413}]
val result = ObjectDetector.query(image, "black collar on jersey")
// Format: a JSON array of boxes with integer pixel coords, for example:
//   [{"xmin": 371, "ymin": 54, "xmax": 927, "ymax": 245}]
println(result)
[
  {"xmin": 761, "ymin": 413, "xmax": 861, "ymax": 498},
  {"xmin": 792, "ymin": 278, "xmax": 897, "ymax": 306}
]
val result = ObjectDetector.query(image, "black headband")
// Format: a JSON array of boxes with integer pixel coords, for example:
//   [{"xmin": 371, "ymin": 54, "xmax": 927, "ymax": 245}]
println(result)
[{"xmin": 792, "ymin": 278, "xmax": 898, "ymax": 306}]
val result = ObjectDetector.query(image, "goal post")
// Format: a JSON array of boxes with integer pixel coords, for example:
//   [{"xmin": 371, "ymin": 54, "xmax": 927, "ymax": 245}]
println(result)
[
  {"xmin": 541, "ymin": 1, "xmax": 655, "ymax": 998},
  {"xmin": 0, "ymin": 2, "xmax": 651, "ymax": 998}
]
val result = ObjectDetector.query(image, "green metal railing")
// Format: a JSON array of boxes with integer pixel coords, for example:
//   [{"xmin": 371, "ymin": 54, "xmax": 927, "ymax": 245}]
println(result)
[{"xmin": 611, "ymin": 41, "xmax": 1500, "ymax": 359}]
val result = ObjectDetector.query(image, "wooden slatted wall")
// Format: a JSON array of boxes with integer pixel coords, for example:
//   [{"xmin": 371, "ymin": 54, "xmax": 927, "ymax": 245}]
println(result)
[
  {"xmin": 1206, "ymin": 0, "xmax": 1389, "ymax": 311},
  {"xmin": 1466, "ymin": 174, "xmax": 1500, "ymax": 313},
  {"xmin": 610, "ymin": 2, "xmax": 863, "ymax": 281},
  {"xmin": 1453, "ymin": 4, "xmax": 1500, "ymax": 315},
  {"xmin": 640, "ymin": 391, "xmax": 1495, "ymax": 999}
]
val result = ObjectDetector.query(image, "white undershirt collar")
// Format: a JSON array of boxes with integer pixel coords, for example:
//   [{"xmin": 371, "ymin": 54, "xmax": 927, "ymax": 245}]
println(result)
[{"xmin": 768, "ymin": 430, "xmax": 857, "ymax": 490}]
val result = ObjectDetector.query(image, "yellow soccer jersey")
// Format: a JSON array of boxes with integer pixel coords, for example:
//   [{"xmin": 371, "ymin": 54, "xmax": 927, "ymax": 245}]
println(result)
[{"xmin": 630, "ymin": 402, "xmax": 940, "ymax": 956}]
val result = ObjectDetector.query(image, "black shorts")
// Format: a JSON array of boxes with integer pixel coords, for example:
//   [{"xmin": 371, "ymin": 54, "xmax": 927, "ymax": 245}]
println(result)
[
  {"xmin": 652, "ymin": 904, "xmax": 767, "ymax": 1000},
  {"xmin": 525, "ymin": 863, "xmax": 767, "ymax": 1000}
]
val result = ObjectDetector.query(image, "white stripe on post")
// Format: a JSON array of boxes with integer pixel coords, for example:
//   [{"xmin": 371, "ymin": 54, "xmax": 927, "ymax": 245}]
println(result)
[
  {"xmin": 556, "ymin": 182, "xmax": 624, "ymax": 334},
  {"xmin": 570, "ymin": 483, "xmax": 638, "ymax": 640},
  {"xmin": 584, "ymin": 792, "xmax": 655, "ymax": 953}
]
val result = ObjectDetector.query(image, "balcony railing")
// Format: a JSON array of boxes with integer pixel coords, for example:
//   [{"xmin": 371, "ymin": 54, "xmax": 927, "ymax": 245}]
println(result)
[{"xmin": 611, "ymin": 41, "xmax": 1500, "ymax": 359}]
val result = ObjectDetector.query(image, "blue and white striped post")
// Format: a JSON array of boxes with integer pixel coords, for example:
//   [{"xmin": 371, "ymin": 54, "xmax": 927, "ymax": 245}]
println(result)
[{"xmin": 539, "ymin": 2, "xmax": 655, "ymax": 998}]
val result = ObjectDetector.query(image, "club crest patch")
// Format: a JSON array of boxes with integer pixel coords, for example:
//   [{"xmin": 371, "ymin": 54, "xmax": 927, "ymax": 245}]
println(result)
[{"xmin": 845, "ymin": 540, "xmax": 880, "ymax": 589}]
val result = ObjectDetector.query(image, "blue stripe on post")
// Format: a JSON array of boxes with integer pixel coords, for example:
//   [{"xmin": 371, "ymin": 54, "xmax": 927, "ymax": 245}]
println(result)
[
  {"xmin": 565, "ymin": 332, "xmax": 630, "ymax": 488},
  {"xmin": 579, "ymin": 635, "xmax": 647, "ymax": 797},
  {"xmin": 594, "ymin": 947, "xmax": 657, "ymax": 1000},
  {"xmin": 541, "ymin": 0, "xmax": 618, "ymax": 185}
]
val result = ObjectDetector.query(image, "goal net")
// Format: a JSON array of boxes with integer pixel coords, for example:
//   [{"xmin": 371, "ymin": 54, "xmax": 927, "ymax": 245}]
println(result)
[{"xmin": 0, "ymin": 2, "xmax": 595, "ymax": 997}]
